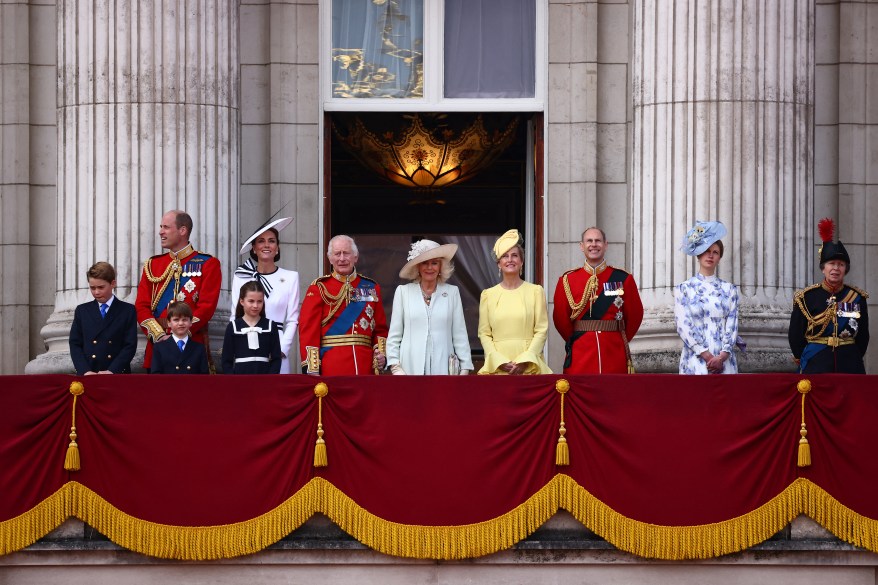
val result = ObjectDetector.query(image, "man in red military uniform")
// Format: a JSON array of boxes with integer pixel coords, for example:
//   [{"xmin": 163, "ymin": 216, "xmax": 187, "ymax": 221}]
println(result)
[
  {"xmin": 300, "ymin": 235, "xmax": 388, "ymax": 375},
  {"xmin": 135, "ymin": 210, "xmax": 221, "ymax": 370},
  {"xmin": 553, "ymin": 227, "xmax": 643, "ymax": 374}
]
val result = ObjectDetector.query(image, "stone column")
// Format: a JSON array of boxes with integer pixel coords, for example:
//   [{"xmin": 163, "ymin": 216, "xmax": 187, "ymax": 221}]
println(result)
[
  {"xmin": 27, "ymin": 0, "xmax": 239, "ymax": 373},
  {"xmin": 630, "ymin": 0, "xmax": 814, "ymax": 372},
  {"xmin": 0, "ymin": 1, "xmax": 31, "ymax": 374}
]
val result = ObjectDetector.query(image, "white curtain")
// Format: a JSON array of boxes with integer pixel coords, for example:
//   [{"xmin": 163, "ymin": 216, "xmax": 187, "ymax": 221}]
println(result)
[
  {"xmin": 332, "ymin": 0, "xmax": 424, "ymax": 98},
  {"xmin": 444, "ymin": 0, "xmax": 536, "ymax": 98}
]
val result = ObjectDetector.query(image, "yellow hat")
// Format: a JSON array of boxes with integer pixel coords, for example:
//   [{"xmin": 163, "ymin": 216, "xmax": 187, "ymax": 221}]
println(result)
[{"xmin": 493, "ymin": 229, "xmax": 523, "ymax": 261}]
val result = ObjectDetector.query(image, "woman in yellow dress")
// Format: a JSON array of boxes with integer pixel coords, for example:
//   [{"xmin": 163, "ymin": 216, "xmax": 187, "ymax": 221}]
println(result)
[{"xmin": 478, "ymin": 229, "xmax": 552, "ymax": 375}]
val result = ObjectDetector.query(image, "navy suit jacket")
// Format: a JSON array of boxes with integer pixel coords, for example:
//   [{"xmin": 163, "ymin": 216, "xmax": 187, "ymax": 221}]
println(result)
[
  {"xmin": 69, "ymin": 298, "xmax": 138, "ymax": 375},
  {"xmin": 149, "ymin": 337, "xmax": 210, "ymax": 374}
]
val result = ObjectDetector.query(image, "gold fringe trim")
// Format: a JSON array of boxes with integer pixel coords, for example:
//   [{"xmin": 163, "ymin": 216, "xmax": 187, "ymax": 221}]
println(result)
[
  {"xmin": 3, "ymin": 477, "xmax": 878, "ymax": 561},
  {"xmin": 0, "ymin": 484, "xmax": 74, "ymax": 555}
]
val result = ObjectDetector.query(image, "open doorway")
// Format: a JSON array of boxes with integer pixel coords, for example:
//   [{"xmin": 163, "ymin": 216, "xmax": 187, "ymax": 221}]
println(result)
[{"xmin": 324, "ymin": 111, "xmax": 543, "ymax": 361}]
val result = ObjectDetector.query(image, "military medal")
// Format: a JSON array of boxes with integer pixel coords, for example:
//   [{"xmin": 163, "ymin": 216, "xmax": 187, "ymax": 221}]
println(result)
[
  {"xmin": 365, "ymin": 306, "xmax": 374, "ymax": 319},
  {"xmin": 837, "ymin": 302, "xmax": 860, "ymax": 319},
  {"xmin": 359, "ymin": 317, "xmax": 369, "ymax": 330},
  {"xmin": 353, "ymin": 287, "xmax": 377, "ymax": 302},
  {"xmin": 176, "ymin": 292, "xmax": 186, "ymax": 301},
  {"xmin": 603, "ymin": 282, "xmax": 624, "ymax": 296},
  {"xmin": 184, "ymin": 280, "xmax": 196, "ymax": 293}
]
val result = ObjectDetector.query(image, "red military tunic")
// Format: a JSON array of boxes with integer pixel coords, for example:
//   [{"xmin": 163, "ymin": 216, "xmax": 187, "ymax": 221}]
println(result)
[
  {"xmin": 552, "ymin": 262, "xmax": 643, "ymax": 374},
  {"xmin": 135, "ymin": 243, "xmax": 222, "ymax": 369},
  {"xmin": 299, "ymin": 271, "xmax": 389, "ymax": 375}
]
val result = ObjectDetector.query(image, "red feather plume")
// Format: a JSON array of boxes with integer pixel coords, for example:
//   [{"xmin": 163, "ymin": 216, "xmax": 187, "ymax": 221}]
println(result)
[{"xmin": 818, "ymin": 217, "xmax": 835, "ymax": 243}]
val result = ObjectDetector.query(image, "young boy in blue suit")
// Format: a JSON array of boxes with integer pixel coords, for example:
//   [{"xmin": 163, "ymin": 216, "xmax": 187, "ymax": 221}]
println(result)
[
  {"xmin": 69, "ymin": 262, "xmax": 139, "ymax": 375},
  {"xmin": 150, "ymin": 302, "xmax": 210, "ymax": 374}
]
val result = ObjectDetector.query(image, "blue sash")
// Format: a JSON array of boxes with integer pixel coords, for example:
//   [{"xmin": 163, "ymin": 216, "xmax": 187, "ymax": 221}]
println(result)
[
  {"xmin": 798, "ymin": 343, "xmax": 824, "ymax": 374},
  {"xmin": 319, "ymin": 280, "xmax": 377, "ymax": 358},
  {"xmin": 153, "ymin": 254, "xmax": 211, "ymax": 318}
]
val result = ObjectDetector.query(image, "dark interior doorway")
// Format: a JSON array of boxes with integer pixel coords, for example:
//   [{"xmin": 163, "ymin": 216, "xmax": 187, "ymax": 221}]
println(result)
[{"xmin": 324, "ymin": 111, "xmax": 538, "ymax": 361}]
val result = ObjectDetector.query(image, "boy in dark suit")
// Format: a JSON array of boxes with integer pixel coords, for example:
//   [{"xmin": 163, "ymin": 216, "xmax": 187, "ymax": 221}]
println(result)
[
  {"xmin": 150, "ymin": 302, "xmax": 210, "ymax": 374},
  {"xmin": 69, "ymin": 262, "xmax": 138, "ymax": 375}
]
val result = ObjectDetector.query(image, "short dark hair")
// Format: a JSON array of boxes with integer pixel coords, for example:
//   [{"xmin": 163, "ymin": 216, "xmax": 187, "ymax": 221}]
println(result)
[
  {"xmin": 166, "ymin": 302, "xmax": 193, "ymax": 320},
  {"xmin": 249, "ymin": 227, "xmax": 281, "ymax": 263},
  {"xmin": 172, "ymin": 211, "xmax": 193, "ymax": 236},
  {"xmin": 235, "ymin": 281, "xmax": 267, "ymax": 319},
  {"xmin": 86, "ymin": 261, "xmax": 116, "ymax": 283}
]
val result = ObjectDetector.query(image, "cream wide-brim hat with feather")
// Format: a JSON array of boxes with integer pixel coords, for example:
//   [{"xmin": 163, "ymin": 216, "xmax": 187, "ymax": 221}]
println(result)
[{"xmin": 398, "ymin": 239, "xmax": 458, "ymax": 280}]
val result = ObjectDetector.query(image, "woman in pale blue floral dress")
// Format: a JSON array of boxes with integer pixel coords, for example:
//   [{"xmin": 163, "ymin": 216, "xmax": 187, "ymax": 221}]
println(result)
[{"xmin": 674, "ymin": 221, "xmax": 739, "ymax": 374}]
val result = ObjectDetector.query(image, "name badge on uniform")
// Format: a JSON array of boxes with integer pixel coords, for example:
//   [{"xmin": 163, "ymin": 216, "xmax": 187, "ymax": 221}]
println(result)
[
  {"xmin": 352, "ymin": 287, "xmax": 377, "ymax": 302},
  {"xmin": 837, "ymin": 302, "xmax": 861, "ymax": 319},
  {"xmin": 603, "ymin": 282, "xmax": 624, "ymax": 296}
]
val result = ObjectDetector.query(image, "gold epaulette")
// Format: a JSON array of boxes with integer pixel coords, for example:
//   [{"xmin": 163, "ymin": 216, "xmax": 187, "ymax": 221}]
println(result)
[
  {"xmin": 847, "ymin": 284, "xmax": 869, "ymax": 299},
  {"xmin": 357, "ymin": 273, "xmax": 377, "ymax": 284},
  {"xmin": 310, "ymin": 274, "xmax": 332, "ymax": 286},
  {"xmin": 792, "ymin": 283, "xmax": 821, "ymax": 304}
]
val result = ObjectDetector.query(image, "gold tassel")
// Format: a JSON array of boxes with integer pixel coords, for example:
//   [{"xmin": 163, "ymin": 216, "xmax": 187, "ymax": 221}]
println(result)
[
  {"xmin": 555, "ymin": 379, "xmax": 570, "ymax": 466},
  {"xmin": 796, "ymin": 379, "xmax": 811, "ymax": 468},
  {"xmin": 65, "ymin": 381, "xmax": 85, "ymax": 471},
  {"xmin": 313, "ymin": 382, "xmax": 329, "ymax": 468}
]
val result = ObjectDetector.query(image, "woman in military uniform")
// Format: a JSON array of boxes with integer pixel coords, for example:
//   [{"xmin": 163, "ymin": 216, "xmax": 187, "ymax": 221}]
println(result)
[{"xmin": 789, "ymin": 218, "xmax": 869, "ymax": 373}]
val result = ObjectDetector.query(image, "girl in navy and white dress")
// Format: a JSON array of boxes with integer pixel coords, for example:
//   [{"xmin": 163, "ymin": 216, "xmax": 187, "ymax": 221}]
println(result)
[{"xmin": 222, "ymin": 281, "xmax": 283, "ymax": 374}]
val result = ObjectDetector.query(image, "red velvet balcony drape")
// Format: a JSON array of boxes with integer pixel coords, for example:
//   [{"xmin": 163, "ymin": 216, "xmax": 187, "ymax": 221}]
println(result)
[{"xmin": 1, "ymin": 374, "xmax": 876, "ymax": 560}]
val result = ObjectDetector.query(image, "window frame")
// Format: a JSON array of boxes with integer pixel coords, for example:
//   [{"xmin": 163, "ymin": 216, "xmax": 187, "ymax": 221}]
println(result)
[{"xmin": 321, "ymin": 0, "xmax": 547, "ymax": 112}]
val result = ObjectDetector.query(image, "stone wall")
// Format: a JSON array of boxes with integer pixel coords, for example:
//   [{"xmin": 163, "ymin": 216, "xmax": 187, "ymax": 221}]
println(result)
[{"xmin": 2, "ymin": 514, "xmax": 876, "ymax": 584}]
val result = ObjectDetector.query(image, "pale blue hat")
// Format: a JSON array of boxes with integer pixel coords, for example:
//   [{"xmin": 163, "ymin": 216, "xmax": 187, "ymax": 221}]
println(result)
[{"xmin": 680, "ymin": 221, "xmax": 727, "ymax": 256}]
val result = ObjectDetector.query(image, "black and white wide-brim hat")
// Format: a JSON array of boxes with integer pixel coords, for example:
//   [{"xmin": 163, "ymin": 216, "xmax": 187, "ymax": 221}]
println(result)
[{"xmin": 238, "ymin": 217, "xmax": 293, "ymax": 255}]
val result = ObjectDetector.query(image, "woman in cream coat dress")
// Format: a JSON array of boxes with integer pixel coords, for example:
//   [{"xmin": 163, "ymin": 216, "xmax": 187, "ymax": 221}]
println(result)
[{"xmin": 387, "ymin": 239, "xmax": 473, "ymax": 375}]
